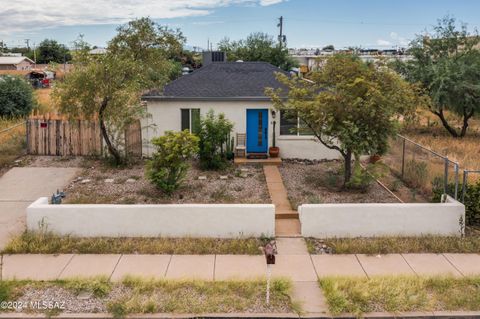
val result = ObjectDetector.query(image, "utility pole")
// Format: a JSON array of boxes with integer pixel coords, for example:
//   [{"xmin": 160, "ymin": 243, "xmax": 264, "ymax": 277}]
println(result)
[
  {"xmin": 24, "ymin": 39, "xmax": 30, "ymax": 50},
  {"xmin": 277, "ymin": 16, "xmax": 286, "ymax": 48}
]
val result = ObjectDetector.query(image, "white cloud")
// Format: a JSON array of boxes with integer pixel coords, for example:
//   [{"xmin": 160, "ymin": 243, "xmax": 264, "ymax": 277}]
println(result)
[
  {"xmin": 0, "ymin": 0, "xmax": 286, "ymax": 34},
  {"xmin": 376, "ymin": 39, "xmax": 392, "ymax": 46},
  {"xmin": 376, "ymin": 32, "xmax": 410, "ymax": 47},
  {"xmin": 259, "ymin": 0, "xmax": 285, "ymax": 5}
]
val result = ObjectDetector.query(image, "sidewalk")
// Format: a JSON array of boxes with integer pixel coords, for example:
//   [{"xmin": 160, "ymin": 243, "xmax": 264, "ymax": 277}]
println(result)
[
  {"xmin": 0, "ymin": 167, "xmax": 80, "ymax": 250},
  {"xmin": 4, "ymin": 252, "xmax": 478, "ymax": 281},
  {"xmin": 3, "ymin": 251, "xmax": 480, "ymax": 316}
]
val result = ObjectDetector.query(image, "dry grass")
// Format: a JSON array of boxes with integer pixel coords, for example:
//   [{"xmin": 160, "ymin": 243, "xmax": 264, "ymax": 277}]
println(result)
[
  {"xmin": 33, "ymin": 88, "xmax": 55, "ymax": 113},
  {"xmin": 0, "ymin": 277, "xmax": 294, "ymax": 316},
  {"xmin": 3, "ymin": 230, "xmax": 269, "ymax": 255},
  {"xmin": 320, "ymin": 276, "xmax": 480, "ymax": 316},
  {"xmin": 107, "ymin": 276, "xmax": 294, "ymax": 316},
  {"xmin": 0, "ymin": 117, "xmax": 26, "ymax": 172},
  {"xmin": 306, "ymin": 234, "xmax": 480, "ymax": 254},
  {"xmin": 403, "ymin": 109, "xmax": 480, "ymax": 172}
]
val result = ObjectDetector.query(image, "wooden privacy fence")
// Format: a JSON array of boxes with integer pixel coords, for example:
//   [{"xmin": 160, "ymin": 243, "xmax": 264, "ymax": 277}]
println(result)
[{"xmin": 26, "ymin": 114, "xmax": 142, "ymax": 157}]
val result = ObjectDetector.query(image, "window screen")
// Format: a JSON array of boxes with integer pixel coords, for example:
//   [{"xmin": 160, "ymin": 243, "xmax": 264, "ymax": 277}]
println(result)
[
  {"xmin": 191, "ymin": 109, "xmax": 201, "ymax": 134},
  {"xmin": 181, "ymin": 109, "xmax": 190, "ymax": 131},
  {"xmin": 280, "ymin": 111, "xmax": 297, "ymax": 135}
]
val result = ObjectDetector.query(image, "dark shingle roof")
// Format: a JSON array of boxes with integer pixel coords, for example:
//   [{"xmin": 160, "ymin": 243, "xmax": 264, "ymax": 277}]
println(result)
[{"xmin": 144, "ymin": 62, "xmax": 288, "ymax": 100}]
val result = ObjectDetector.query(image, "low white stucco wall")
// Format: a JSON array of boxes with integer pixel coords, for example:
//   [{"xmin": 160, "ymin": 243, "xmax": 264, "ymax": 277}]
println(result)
[
  {"xmin": 27, "ymin": 197, "xmax": 275, "ymax": 238},
  {"xmin": 299, "ymin": 196, "xmax": 465, "ymax": 238}
]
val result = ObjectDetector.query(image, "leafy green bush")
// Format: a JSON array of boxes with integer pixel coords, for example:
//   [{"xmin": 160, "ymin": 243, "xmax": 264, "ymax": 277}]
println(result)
[
  {"xmin": 0, "ymin": 75, "xmax": 35, "ymax": 117},
  {"xmin": 146, "ymin": 130, "xmax": 199, "ymax": 194},
  {"xmin": 346, "ymin": 164, "xmax": 375, "ymax": 192},
  {"xmin": 198, "ymin": 110, "xmax": 234, "ymax": 170},
  {"xmin": 0, "ymin": 282, "xmax": 11, "ymax": 303},
  {"xmin": 432, "ymin": 178, "xmax": 480, "ymax": 226}
]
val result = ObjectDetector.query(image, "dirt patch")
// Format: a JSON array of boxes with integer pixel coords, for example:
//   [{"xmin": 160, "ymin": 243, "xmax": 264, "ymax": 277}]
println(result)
[
  {"xmin": 23, "ymin": 155, "xmax": 85, "ymax": 168},
  {"xmin": 279, "ymin": 160, "xmax": 399, "ymax": 209},
  {"xmin": 64, "ymin": 160, "xmax": 270, "ymax": 204}
]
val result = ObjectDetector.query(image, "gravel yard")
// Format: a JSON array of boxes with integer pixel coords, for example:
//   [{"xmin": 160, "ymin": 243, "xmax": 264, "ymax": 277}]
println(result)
[
  {"xmin": 279, "ymin": 159, "xmax": 399, "ymax": 209},
  {"xmin": 5, "ymin": 278, "xmax": 293, "ymax": 315},
  {"xmin": 63, "ymin": 160, "xmax": 270, "ymax": 204}
]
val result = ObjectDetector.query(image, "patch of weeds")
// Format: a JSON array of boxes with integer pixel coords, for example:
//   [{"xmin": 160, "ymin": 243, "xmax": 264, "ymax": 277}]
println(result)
[
  {"xmin": 107, "ymin": 300, "xmax": 129, "ymax": 319},
  {"xmin": 119, "ymin": 196, "xmax": 137, "ymax": 204},
  {"xmin": 306, "ymin": 195, "xmax": 322, "ymax": 204},
  {"xmin": 320, "ymin": 275, "xmax": 480, "ymax": 316},
  {"xmin": 0, "ymin": 281, "xmax": 12, "ymax": 302},
  {"xmin": 65, "ymin": 195, "xmax": 116, "ymax": 204},
  {"xmin": 389, "ymin": 179, "xmax": 402, "ymax": 192},
  {"xmin": 3, "ymin": 231, "xmax": 265, "ymax": 255},
  {"xmin": 60, "ymin": 277, "xmax": 112, "ymax": 298},
  {"xmin": 108, "ymin": 277, "xmax": 293, "ymax": 315},
  {"xmin": 306, "ymin": 235, "xmax": 480, "ymax": 254},
  {"xmin": 128, "ymin": 175, "xmax": 141, "ymax": 180},
  {"xmin": 404, "ymin": 159, "xmax": 428, "ymax": 189},
  {"xmin": 211, "ymin": 188, "xmax": 234, "ymax": 202}
]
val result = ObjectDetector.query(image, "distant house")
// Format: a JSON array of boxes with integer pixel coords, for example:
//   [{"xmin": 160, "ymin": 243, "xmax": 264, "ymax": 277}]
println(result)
[
  {"xmin": 141, "ymin": 53, "xmax": 339, "ymax": 160},
  {"xmin": 0, "ymin": 56, "xmax": 34, "ymax": 70}
]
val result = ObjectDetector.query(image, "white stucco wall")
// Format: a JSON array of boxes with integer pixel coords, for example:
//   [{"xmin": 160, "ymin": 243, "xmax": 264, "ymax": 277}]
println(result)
[
  {"xmin": 27, "ymin": 197, "xmax": 275, "ymax": 238},
  {"xmin": 142, "ymin": 100, "xmax": 341, "ymax": 160},
  {"xmin": 299, "ymin": 196, "xmax": 465, "ymax": 238}
]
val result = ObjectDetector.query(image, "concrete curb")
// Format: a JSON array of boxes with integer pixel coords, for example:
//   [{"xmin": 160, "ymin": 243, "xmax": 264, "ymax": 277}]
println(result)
[{"xmin": 2, "ymin": 312, "xmax": 480, "ymax": 319}]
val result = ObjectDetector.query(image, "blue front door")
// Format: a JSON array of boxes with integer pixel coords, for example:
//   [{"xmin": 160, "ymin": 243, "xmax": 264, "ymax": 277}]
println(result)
[{"xmin": 246, "ymin": 109, "xmax": 268, "ymax": 153}]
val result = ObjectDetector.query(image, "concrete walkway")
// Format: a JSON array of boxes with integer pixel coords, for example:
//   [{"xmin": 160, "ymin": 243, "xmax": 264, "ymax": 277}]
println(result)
[
  {"xmin": 4, "ymin": 253, "xmax": 478, "ymax": 281},
  {"xmin": 263, "ymin": 165, "xmax": 301, "ymax": 237},
  {"xmin": 0, "ymin": 167, "xmax": 79, "ymax": 249},
  {"xmin": 5, "ymin": 252, "xmax": 480, "ymax": 314}
]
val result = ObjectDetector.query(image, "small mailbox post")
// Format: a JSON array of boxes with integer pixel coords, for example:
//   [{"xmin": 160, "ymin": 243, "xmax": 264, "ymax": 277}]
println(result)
[{"xmin": 263, "ymin": 240, "xmax": 277, "ymax": 305}]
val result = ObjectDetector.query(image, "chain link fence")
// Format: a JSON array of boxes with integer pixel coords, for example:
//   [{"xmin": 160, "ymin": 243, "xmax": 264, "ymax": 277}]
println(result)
[{"xmin": 383, "ymin": 134, "xmax": 460, "ymax": 202}]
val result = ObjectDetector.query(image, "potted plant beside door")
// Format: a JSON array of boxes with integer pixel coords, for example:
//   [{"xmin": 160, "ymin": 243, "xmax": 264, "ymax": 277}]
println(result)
[{"xmin": 269, "ymin": 110, "xmax": 280, "ymax": 157}]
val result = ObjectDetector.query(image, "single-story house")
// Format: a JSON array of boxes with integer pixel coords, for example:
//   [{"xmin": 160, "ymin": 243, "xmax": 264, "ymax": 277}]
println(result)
[
  {"xmin": 0, "ymin": 56, "xmax": 34, "ymax": 70},
  {"xmin": 141, "ymin": 57, "xmax": 339, "ymax": 160}
]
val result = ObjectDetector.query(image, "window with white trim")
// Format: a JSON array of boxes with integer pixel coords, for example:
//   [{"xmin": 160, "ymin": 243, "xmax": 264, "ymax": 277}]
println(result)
[
  {"xmin": 279, "ymin": 111, "xmax": 313, "ymax": 136},
  {"xmin": 181, "ymin": 108, "xmax": 200, "ymax": 134}
]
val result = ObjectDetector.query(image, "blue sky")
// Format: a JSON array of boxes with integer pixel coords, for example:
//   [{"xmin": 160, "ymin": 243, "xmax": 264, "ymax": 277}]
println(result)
[{"xmin": 1, "ymin": 0, "xmax": 479, "ymax": 50}]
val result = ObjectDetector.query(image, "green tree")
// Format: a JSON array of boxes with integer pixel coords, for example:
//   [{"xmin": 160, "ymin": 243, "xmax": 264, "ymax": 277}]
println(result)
[
  {"xmin": 198, "ymin": 110, "xmax": 234, "ymax": 170},
  {"xmin": 267, "ymin": 54, "xmax": 422, "ymax": 185},
  {"xmin": 322, "ymin": 45, "xmax": 335, "ymax": 51},
  {"xmin": 393, "ymin": 16, "xmax": 480, "ymax": 137},
  {"xmin": 54, "ymin": 18, "xmax": 184, "ymax": 164},
  {"xmin": 34, "ymin": 39, "xmax": 72, "ymax": 64},
  {"xmin": 146, "ymin": 130, "xmax": 199, "ymax": 194},
  {"xmin": 108, "ymin": 17, "xmax": 185, "ymax": 85},
  {"xmin": 218, "ymin": 32, "xmax": 297, "ymax": 71},
  {"xmin": 0, "ymin": 75, "xmax": 35, "ymax": 117}
]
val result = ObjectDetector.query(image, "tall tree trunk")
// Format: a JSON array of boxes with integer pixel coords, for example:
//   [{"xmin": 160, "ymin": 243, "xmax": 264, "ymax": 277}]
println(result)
[
  {"xmin": 99, "ymin": 97, "xmax": 122, "ymax": 164},
  {"xmin": 343, "ymin": 149, "xmax": 352, "ymax": 186},
  {"xmin": 460, "ymin": 109, "xmax": 474, "ymax": 138},
  {"xmin": 433, "ymin": 108, "xmax": 459, "ymax": 137}
]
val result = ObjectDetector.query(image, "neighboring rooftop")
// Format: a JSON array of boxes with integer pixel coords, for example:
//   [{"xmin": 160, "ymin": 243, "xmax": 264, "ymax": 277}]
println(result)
[
  {"xmin": 0, "ymin": 56, "xmax": 34, "ymax": 65},
  {"xmin": 144, "ymin": 61, "xmax": 288, "ymax": 100}
]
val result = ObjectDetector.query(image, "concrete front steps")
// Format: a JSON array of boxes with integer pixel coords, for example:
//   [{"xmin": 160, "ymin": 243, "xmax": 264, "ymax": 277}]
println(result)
[
  {"xmin": 263, "ymin": 165, "xmax": 302, "ymax": 237},
  {"xmin": 275, "ymin": 219, "xmax": 301, "ymax": 237}
]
